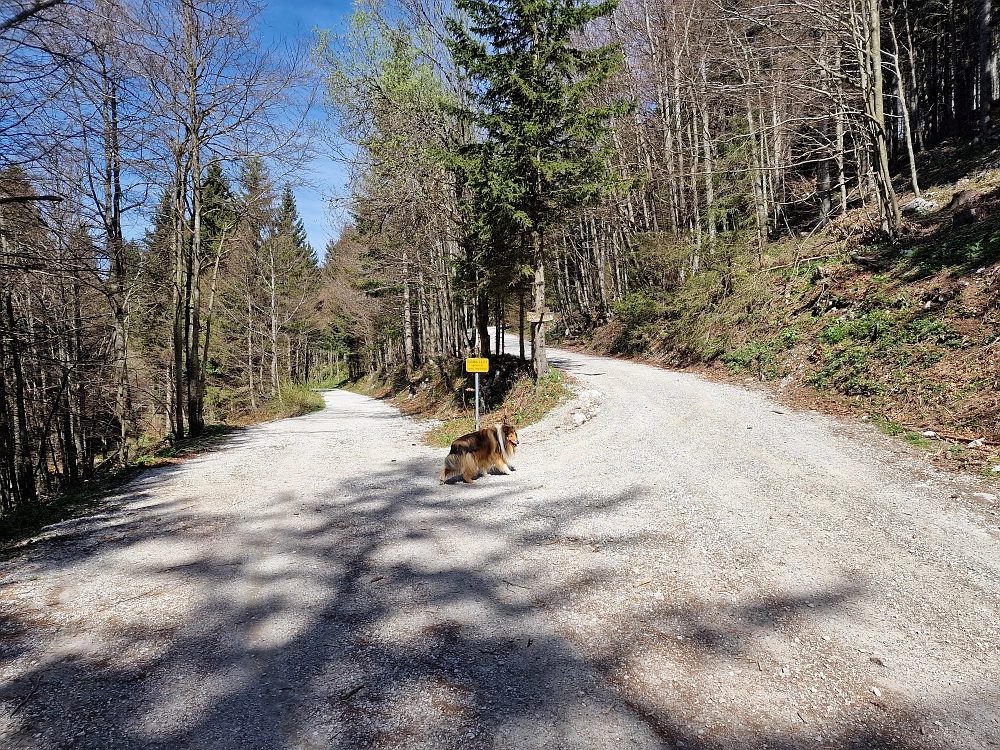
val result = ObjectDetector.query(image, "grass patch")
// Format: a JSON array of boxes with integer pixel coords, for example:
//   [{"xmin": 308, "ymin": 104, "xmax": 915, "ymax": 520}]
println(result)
[
  {"xmin": 424, "ymin": 418, "xmax": 479, "ymax": 448},
  {"xmin": 871, "ymin": 415, "xmax": 905, "ymax": 435},
  {"xmin": 349, "ymin": 356, "xmax": 571, "ymax": 448},
  {"xmin": 0, "ymin": 384, "xmax": 325, "ymax": 560},
  {"xmin": 0, "ymin": 465, "xmax": 145, "ymax": 558},
  {"xmin": 905, "ymin": 225, "xmax": 1000, "ymax": 276},
  {"xmin": 424, "ymin": 369, "xmax": 570, "ymax": 448},
  {"xmin": 272, "ymin": 381, "xmax": 326, "ymax": 419},
  {"xmin": 134, "ymin": 424, "xmax": 241, "ymax": 465},
  {"xmin": 307, "ymin": 373, "xmax": 350, "ymax": 390},
  {"xmin": 903, "ymin": 431, "xmax": 933, "ymax": 448},
  {"xmin": 0, "ymin": 426, "xmax": 241, "ymax": 557},
  {"xmin": 722, "ymin": 340, "xmax": 779, "ymax": 380}
]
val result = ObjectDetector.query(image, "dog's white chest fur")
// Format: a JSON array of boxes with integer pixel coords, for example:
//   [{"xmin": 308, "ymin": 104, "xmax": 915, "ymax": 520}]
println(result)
[{"xmin": 495, "ymin": 424, "xmax": 515, "ymax": 468}]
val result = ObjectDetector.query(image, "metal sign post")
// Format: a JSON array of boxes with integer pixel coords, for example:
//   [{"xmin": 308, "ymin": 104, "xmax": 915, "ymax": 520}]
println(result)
[{"xmin": 465, "ymin": 358, "xmax": 490, "ymax": 430}]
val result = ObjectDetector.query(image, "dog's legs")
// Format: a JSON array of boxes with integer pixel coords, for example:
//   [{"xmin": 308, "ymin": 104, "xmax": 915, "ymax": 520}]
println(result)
[{"xmin": 494, "ymin": 459, "xmax": 512, "ymax": 475}]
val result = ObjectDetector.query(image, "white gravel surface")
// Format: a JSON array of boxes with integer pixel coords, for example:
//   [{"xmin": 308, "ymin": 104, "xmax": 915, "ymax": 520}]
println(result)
[{"xmin": 1, "ymin": 344, "xmax": 999, "ymax": 750}]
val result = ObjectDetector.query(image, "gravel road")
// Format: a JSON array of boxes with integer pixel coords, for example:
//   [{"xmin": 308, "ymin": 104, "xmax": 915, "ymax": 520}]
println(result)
[{"xmin": 1, "ymin": 344, "xmax": 999, "ymax": 750}]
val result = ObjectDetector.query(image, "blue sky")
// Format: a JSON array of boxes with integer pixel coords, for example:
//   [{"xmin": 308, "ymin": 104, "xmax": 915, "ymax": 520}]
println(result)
[{"xmin": 259, "ymin": 0, "xmax": 356, "ymax": 255}]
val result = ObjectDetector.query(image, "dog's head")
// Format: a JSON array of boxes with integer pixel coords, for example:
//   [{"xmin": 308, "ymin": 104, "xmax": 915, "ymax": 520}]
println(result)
[{"xmin": 501, "ymin": 423, "xmax": 518, "ymax": 452}]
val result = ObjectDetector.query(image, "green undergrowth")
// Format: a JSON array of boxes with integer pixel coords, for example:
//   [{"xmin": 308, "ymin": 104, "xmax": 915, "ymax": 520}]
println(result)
[
  {"xmin": 271, "ymin": 381, "xmax": 326, "ymax": 418},
  {"xmin": 206, "ymin": 381, "xmax": 328, "ymax": 424},
  {"xmin": 347, "ymin": 355, "xmax": 570, "ymax": 448},
  {"xmin": 805, "ymin": 307, "xmax": 964, "ymax": 396},
  {"xmin": 133, "ymin": 424, "xmax": 242, "ymax": 465},
  {"xmin": 596, "ymin": 245, "xmax": 991, "ymax": 426},
  {"xmin": 307, "ymin": 373, "xmax": 351, "ymax": 390},
  {"xmin": 0, "ymin": 465, "xmax": 143, "ymax": 558}
]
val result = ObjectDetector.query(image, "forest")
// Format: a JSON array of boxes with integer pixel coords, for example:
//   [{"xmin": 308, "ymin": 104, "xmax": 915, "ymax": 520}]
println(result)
[{"xmin": 2, "ymin": 0, "xmax": 997, "ymax": 514}]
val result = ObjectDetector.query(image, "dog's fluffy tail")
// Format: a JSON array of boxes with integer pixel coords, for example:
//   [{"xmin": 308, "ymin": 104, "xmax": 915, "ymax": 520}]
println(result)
[
  {"xmin": 440, "ymin": 453, "xmax": 460, "ymax": 483},
  {"xmin": 440, "ymin": 451, "xmax": 481, "ymax": 483}
]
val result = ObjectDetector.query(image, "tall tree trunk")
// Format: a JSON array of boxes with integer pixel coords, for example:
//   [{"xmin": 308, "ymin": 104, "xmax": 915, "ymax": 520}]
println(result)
[
  {"xmin": 518, "ymin": 281, "xmax": 525, "ymax": 361},
  {"xmin": 979, "ymin": 0, "xmax": 993, "ymax": 135},
  {"xmin": 855, "ymin": 0, "xmax": 901, "ymax": 235},
  {"xmin": 247, "ymin": 283, "xmax": 256, "ymax": 410},
  {"xmin": 476, "ymin": 287, "xmax": 490, "ymax": 359},
  {"xmin": 890, "ymin": 21, "xmax": 921, "ymax": 196},
  {"xmin": 269, "ymin": 242, "xmax": 279, "ymax": 395},
  {"xmin": 200, "ymin": 224, "xmax": 228, "ymax": 395},
  {"xmin": 835, "ymin": 49, "xmax": 849, "ymax": 215},
  {"xmin": 902, "ymin": 0, "xmax": 925, "ymax": 150},
  {"xmin": 402, "ymin": 246, "xmax": 414, "ymax": 378},
  {"xmin": 818, "ymin": 39, "xmax": 833, "ymax": 226},
  {"xmin": 5, "ymin": 294, "xmax": 36, "ymax": 504},
  {"xmin": 531, "ymin": 229, "xmax": 548, "ymax": 377},
  {"xmin": 171, "ymin": 150, "xmax": 187, "ymax": 440},
  {"xmin": 185, "ymin": 9, "xmax": 205, "ymax": 437},
  {"xmin": 98, "ymin": 52, "xmax": 135, "ymax": 463}
]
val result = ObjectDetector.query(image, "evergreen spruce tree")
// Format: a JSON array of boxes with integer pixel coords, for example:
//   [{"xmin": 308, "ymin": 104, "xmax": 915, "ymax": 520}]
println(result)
[
  {"xmin": 447, "ymin": 0, "xmax": 630, "ymax": 375},
  {"xmin": 274, "ymin": 184, "xmax": 318, "ymax": 294},
  {"xmin": 201, "ymin": 164, "xmax": 236, "ymax": 252},
  {"xmin": 277, "ymin": 184, "xmax": 314, "ymax": 258}
]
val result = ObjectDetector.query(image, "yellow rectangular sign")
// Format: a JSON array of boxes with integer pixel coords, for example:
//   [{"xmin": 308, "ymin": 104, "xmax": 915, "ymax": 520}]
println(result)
[{"xmin": 465, "ymin": 357, "xmax": 489, "ymax": 373}]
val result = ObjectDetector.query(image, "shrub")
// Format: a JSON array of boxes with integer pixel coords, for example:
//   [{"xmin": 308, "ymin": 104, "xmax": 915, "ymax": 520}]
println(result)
[
  {"xmin": 609, "ymin": 293, "xmax": 663, "ymax": 355},
  {"xmin": 722, "ymin": 340, "xmax": 778, "ymax": 380},
  {"xmin": 613, "ymin": 292, "xmax": 662, "ymax": 328},
  {"xmin": 274, "ymin": 382, "xmax": 326, "ymax": 418}
]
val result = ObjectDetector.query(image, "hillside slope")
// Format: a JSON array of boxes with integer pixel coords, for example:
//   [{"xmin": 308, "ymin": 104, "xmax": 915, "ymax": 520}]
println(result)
[{"xmin": 564, "ymin": 145, "xmax": 1000, "ymax": 475}]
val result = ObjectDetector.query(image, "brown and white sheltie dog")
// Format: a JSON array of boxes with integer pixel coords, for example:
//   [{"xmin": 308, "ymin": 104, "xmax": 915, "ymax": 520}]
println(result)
[{"xmin": 440, "ymin": 423, "xmax": 519, "ymax": 484}]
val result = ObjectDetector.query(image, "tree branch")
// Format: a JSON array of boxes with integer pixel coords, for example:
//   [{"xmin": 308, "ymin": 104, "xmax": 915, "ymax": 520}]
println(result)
[
  {"xmin": 0, "ymin": 195, "xmax": 63, "ymax": 204},
  {"xmin": 0, "ymin": 0, "xmax": 64, "ymax": 33}
]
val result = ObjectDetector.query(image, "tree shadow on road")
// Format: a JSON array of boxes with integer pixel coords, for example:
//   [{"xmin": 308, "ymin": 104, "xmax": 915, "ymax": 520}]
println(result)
[{"xmin": 0, "ymin": 456, "xmax": 978, "ymax": 750}]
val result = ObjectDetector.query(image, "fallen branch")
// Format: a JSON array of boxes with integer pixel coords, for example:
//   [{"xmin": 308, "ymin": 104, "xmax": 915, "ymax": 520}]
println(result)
[
  {"xmin": 502, "ymin": 579, "xmax": 531, "ymax": 590},
  {"xmin": 338, "ymin": 684, "xmax": 366, "ymax": 701},
  {"xmin": 765, "ymin": 253, "xmax": 843, "ymax": 272},
  {"xmin": 0, "ymin": 194, "xmax": 62, "ymax": 204},
  {"xmin": 10, "ymin": 675, "xmax": 41, "ymax": 715}
]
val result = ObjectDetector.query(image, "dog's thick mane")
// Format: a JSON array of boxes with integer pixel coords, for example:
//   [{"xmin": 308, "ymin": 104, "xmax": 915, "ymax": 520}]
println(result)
[{"xmin": 495, "ymin": 423, "xmax": 514, "ymax": 467}]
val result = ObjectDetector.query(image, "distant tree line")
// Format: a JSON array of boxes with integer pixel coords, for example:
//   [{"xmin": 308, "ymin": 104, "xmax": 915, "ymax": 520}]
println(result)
[{"xmin": 317, "ymin": 0, "xmax": 997, "ymax": 377}]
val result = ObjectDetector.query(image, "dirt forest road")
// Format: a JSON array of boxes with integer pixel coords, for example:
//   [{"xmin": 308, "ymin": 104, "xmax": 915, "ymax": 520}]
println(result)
[{"xmin": 2, "ymin": 345, "xmax": 1000, "ymax": 750}]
